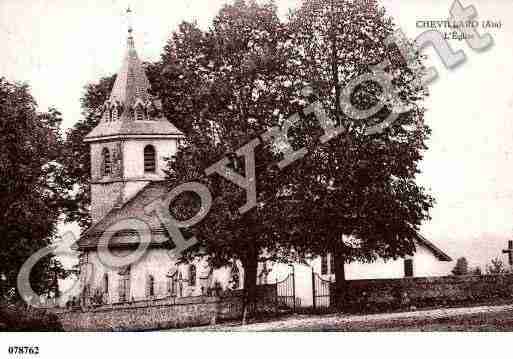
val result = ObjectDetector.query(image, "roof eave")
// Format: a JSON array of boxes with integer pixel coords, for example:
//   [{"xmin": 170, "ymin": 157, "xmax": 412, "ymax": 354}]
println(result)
[
  {"xmin": 84, "ymin": 133, "xmax": 184, "ymax": 142},
  {"xmin": 415, "ymin": 233, "xmax": 452, "ymax": 262}
]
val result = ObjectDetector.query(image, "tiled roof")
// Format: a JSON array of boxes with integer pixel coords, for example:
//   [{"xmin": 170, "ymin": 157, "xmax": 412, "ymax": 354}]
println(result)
[
  {"xmin": 84, "ymin": 33, "xmax": 183, "ymax": 141},
  {"xmin": 78, "ymin": 181, "xmax": 172, "ymax": 250},
  {"xmin": 109, "ymin": 35, "xmax": 151, "ymax": 108},
  {"xmin": 84, "ymin": 116, "xmax": 182, "ymax": 140}
]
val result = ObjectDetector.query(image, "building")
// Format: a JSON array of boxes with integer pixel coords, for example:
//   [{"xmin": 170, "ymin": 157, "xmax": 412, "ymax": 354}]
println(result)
[
  {"xmin": 265, "ymin": 234, "xmax": 452, "ymax": 307},
  {"xmin": 77, "ymin": 16, "xmax": 452, "ymax": 308},
  {"xmin": 78, "ymin": 17, "xmax": 241, "ymax": 304}
]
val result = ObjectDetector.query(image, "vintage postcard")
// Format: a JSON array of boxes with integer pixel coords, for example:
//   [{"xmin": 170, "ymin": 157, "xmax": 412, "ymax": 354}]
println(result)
[{"xmin": 0, "ymin": 0, "xmax": 512, "ymax": 357}]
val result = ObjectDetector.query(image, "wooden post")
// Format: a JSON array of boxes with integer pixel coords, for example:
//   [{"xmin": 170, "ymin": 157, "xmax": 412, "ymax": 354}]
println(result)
[
  {"xmin": 291, "ymin": 265, "xmax": 296, "ymax": 312},
  {"xmin": 311, "ymin": 268, "xmax": 316, "ymax": 311},
  {"xmin": 502, "ymin": 240, "xmax": 513, "ymax": 266}
]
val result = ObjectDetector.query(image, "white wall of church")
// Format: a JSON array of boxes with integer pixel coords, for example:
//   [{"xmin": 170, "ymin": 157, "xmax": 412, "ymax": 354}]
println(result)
[
  {"xmin": 82, "ymin": 248, "xmax": 244, "ymax": 304},
  {"xmin": 80, "ymin": 239, "xmax": 451, "ymax": 307},
  {"xmin": 123, "ymin": 138, "xmax": 177, "ymax": 180},
  {"xmin": 84, "ymin": 248, "xmax": 173, "ymax": 302}
]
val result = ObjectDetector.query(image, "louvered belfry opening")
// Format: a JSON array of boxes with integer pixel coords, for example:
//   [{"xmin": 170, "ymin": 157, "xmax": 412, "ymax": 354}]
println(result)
[
  {"xmin": 144, "ymin": 144, "xmax": 156, "ymax": 173},
  {"xmin": 102, "ymin": 148, "xmax": 111, "ymax": 176}
]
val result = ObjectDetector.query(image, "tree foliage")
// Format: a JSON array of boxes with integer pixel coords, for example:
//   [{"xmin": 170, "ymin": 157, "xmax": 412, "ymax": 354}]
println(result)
[
  {"xmin": 154, "ymin": 0, "xmax": 433, "ymax": 310},
  {"xmin": 156, "ymin": 0, "xmax": 302, "ymax": 314},
  {"xmin": 0, "ymin": 78, "xmax": 69, "ymax": 300},
  {"xmin": 471, "ymin": 266, "xmax": 482, "ymax": 276},
  {"xmin": 282, "ymin": 0, "xmax": 433, "ymax": 306},
  {"xmin": 61, "ymin": 0, "xmax": 435, "ymax": 313},
  {"xmin": 451, "ymin": 257, "xmax": 468, "ymax": 276},
  {"xmin": 486, "ymin": 257, "xmax": 509, "ymax": 275}
]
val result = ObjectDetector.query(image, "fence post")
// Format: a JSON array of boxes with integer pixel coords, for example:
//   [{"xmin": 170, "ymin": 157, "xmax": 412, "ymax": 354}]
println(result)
[
  {"xmin": 291, "ymin": 265, "xmax": 296, "ymax": 313},
  {"xmin": 312, "ymin": 268, "xmax": 316, "ymax": 311}
]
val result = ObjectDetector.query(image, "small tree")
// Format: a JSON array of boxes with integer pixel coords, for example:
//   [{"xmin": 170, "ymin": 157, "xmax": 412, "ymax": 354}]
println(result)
[
  {"xmin": 451, "ymin": 257, "xmax": 468, "ymax": 276},
  {"xmin": 486, "ymin": 257, "xmax": 509, "ymax": 275},
  {"xmin": 471, "ymin": 266, "xmax": 482, "ymax": 276}
]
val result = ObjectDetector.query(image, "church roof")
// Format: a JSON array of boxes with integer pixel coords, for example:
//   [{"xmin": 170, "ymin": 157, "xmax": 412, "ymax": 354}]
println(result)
[
  {"xmin": 84, "ymin": 115, "xmax": 183, "ymax": 140},
  {"xmin": 84, "ymin": 20, "xmax": 182, "ymax": 142},
  {"xmin": 78, "ymin": 181, "xmax": 172, "ymax": 250}
]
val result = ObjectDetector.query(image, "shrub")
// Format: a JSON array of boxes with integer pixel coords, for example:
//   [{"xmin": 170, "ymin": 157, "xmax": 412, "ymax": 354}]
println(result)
[
  {"xmin": 486, "ymin": 257, "xmax": 509, "ymax": 275},
  {"xmin": 0, "ymin": 302, "xmax": 63, "ymax": 331},
  {"xmin": 452, "ymin": 257, "xmax": 469, "ymax": 276}
]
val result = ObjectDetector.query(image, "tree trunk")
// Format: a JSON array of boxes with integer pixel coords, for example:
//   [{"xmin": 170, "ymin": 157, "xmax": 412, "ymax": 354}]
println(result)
[
  {"xmin": 333, "ymin": 247, "xmax": 347, "ymax": 310},
  {"xmin": 241, "ymin": 250, "xmax": 258, "ymax": 325}
]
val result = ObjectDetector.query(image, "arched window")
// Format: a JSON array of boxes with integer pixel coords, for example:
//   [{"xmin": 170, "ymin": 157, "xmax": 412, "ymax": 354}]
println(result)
[
  {"xmin": 147, "ymin": 275, "xmax": 155, "ymax": 297},
  {"xmin": 167, "ymin": 271, "xmax": 177, "ymax": 297},
  {"xmin": 144, "ymin": 145, "xmax": 156, "ymax": 173},
  {"xmin": 321, "ymin": 254, "xmax": 328, "ymax": 275},
  {"xmin": 134, "ymin": 105, "xmax": 145, "ymax": 121},
  {"xmin": 102, "ymin": 273, "xmax": 109, "ymax": 294},
  {"xmin": 102, "ymin": 148, "xmax": 111, "ymax": 176},
  {"xmin": 230, "ymin": 263, "xmax": 240, "ymax": 289},
  {"xmin": 111, "ymin": 107, "xmax": 118, "ymax": 121},
  {"xmin": 404, "ymin": 259, "xmax": 414, "ymax": 278},
  {"xmin": 178, "ymin": 272, "xmax": 183, "ymax": 297},
  {"xmin": 118, "ymin": 266, "xmax": 130, "ymax": 302},
  {"xmin": 189, "ymin": 265, "xmax": 196, "ymax": 286}
]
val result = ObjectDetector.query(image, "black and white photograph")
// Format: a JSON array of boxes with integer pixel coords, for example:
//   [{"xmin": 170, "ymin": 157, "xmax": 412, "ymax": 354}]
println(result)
[{"xmin": 0, "ymin": 0, "xmax": 512, "ymax": 356}]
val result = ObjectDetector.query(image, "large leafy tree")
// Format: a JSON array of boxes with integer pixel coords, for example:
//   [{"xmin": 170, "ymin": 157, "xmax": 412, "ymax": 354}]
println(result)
[
  {"xmin": 0, "ymin": 78, "xmax": 69, "ymax": 301},
  {"xmin": 286, "ymin": 0, "xmax": 433, "ymax": 307},
  {"xmin": 59, "ymin": 0, "xmax": 434, "ymax": 314},
  {"xmin": 157, "ymin": 0, "xmax": 302, "ymax": 317}
]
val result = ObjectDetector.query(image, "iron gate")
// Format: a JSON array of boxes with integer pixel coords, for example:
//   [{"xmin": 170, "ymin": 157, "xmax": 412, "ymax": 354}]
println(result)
[
  {"xmin": 312, "ymin": 271, "xmax": 333, "ymax": 311},
  {"xmin": 276, "ymin": 272, "xmax": 296, "ymax": 311}
]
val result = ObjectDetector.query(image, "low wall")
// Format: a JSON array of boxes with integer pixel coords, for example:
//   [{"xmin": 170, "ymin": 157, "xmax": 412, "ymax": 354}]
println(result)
[
  {"xmin": 341, "ymin": 274, "xmax": 513, "ymax": 312},
  {"xmin": 57, "ymin": 284, "xmax": 277, "ymax": 331}
]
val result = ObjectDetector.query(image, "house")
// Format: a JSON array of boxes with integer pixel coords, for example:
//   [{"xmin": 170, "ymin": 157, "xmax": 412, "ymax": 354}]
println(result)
[
  {"xmin": 77, "ymin": 14, "xmax": 452, "ymax": 308},
  {"xmin": 261, "ymin": 234, "xmax": 452, "ymax": 307}
]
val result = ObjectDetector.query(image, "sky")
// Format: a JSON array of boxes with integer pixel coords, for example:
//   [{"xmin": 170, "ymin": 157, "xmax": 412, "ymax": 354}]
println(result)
[{"xmin": 1, "ymin": 0, "xmax": 513, "ymax": 271}]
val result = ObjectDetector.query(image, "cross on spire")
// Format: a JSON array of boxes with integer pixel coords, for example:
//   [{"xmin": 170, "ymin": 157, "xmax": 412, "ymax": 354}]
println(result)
[
  {"xmin": 502, "ymin": 240, "xmax": 513, "ymax": 266},
  {"xmin": 83, "ymin": 4, "xmax": 183, "ymax": 143},
  {"xmin": 126, "ymin": 6, "xmax": 133, "ymax": 34}
]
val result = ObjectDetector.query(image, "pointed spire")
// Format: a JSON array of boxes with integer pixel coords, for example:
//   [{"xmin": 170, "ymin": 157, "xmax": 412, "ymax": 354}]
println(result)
[
  {"xmin": 107, "ymin": 6, "xmax": 150, "ymax": 110},
  {"xmin": 84, "ymin": 7, "xmax": 183, "ymax": 142},
  {"xmin": 126, "ymin": 6, "xmax": 134, "ymax": 49}
]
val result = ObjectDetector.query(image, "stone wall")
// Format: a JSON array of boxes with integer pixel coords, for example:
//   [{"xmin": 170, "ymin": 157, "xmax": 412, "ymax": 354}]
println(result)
[
  {"xmin": 58, "ymin": 296, "xmax": 238, "ymax": 331},
  {"xmin": 57, "ymin": 285, "xmax": 278, "ymax": 331},
  {"xmin": 340, "ymin": 274, "xmax": 513, "ymax": 312},
  {"xmin": 229, "ymin": 284, "xmax": 278, "ymax": 312}
]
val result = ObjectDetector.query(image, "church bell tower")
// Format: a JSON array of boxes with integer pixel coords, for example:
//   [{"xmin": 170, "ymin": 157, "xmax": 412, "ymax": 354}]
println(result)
[{"xmin": 84, "ymin": 8, "xmax": 183, "ymax": 224}]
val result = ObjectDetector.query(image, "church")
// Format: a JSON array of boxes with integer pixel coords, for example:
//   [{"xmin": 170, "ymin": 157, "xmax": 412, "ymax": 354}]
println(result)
[{"xmin": 77, "ymin": 17, "xmax": 452, "ymax": 308}]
